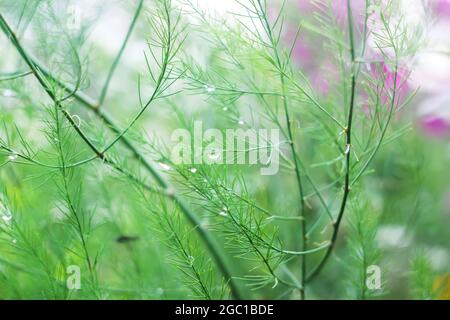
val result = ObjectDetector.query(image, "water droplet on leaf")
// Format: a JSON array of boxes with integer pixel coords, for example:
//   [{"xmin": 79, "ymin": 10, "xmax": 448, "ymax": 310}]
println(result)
[
  {"xmin": 2, "ymin": 214, "xmax": 12, "ymax": 222},
  {"xmin": 158, "ymin": 162, "xmax": 171, "ymax": 171},
  {"xmin": 219, "ymin": 211, "xmax": 228, "ymax": 217},
  {"xmin": 2, "ymin": 89, "xmax": 15, "ymax": 97},
  {"xmin": 204, "ymin": 84, "xmax": 215, "ymax": 93}
]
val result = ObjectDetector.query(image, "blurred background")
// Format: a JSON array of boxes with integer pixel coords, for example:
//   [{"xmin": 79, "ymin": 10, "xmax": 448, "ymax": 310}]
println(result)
[{"xmin": 0, "ymin": 0, "xmax": 449, "ymax": 299}]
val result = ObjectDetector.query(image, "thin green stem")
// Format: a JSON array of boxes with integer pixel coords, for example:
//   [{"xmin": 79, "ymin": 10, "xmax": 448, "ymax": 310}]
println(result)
[
  {"xmin": 350, "ymin": 66, "xmax": 399, "ymax": 186},
  {"xmin": 253, "ymin": 0, "xmax": 306, "ymax": 298},
  {"xmin": 306, "ymin": 0, "xmax": 357, "ymax": 283},
  {"xmin": 53, "ymin": 104, "xmax": 98, "ymax": 294},
  {"xmin": 0, "ymin": 70, "xmax": 32, "ymax": 81},
  {"xmin": 98, "ymin": 0, "xmax": 144, "ymax": 106}
]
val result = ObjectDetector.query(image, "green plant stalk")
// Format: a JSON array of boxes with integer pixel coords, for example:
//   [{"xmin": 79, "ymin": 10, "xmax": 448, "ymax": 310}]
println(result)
[
  {"xmin": 98, "ymin": 0, "xmax": 144, "ymax": 106},
  {"xmin": 255, "ymin": 0, "xmax": 307, "ymax": 298},
  {"xmin": 350, "ymin": 65, "xmax": 399, "ymax": 187},
  {"xmin": 306, "ymin": 2, "xmax": 400, "ymax": 283},
  {"xmin": 53, "ymin": 103, "xmax": 98, "ymax": 295},
  {"xmin": 306, "ymin": 0, "xmax": 357, "ymax": 283},
  {"xmin": 280, "ymin": 73, "xmax": 307, "ymax": 299},
  {"xmin": 0, "ymin": 70, "xmax": 32, "ymax": 81},
  {"xmin": 0, "ymin": 13, "xmax": 243, "ymax": 300}
]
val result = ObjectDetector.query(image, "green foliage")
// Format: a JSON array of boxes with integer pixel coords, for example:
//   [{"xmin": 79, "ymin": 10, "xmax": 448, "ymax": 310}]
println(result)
[
  {"xmin": 344, "ymin": 194, "xmax": 382, "ymax": 299},
  {"xmin": 410, "ymin": 251, "xmax": 437, "ymax": 300},
  {"xmin": 0, "ymin": 0, "xmax": 447, "ymax": 300}
]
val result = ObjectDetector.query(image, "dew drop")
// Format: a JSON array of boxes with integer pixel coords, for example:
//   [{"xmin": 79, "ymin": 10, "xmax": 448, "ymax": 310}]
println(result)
[
  {"xmin": 165, "ymin": 187, "xmax": 175, "ymax": 197},
  {"xmin": 204, "ymin": 84, "xmax": 216, "ymax": 93},
  {"xmin": 2, "ymin": 89, "xmax": 15, "ymax": 97},
  {"xmin": 238, "ymin": 120, "xmax": 245, "ymax": 125},
  {"xmin": 218, "ymin": 211, "xmax": 228, "ymax": 217},
  {"xmin": 158, "ymin": 162, "xmax": 172, "ymax": 171},
  {"xmin": 0, "ymin": 196, "xmax": 12, "ymax": 226},
  {"xmin": 8, "ymin": 154, "xmax": 18, "ymax": 161},
  {"xmin": 200, "ymin": 218, "xmax": 210, "ymax": 229},
  {"xmin": 344, "ymin": 144, "xmax": 351, "ymax": 155},
  {"xmin": 189, "ymin": 168, "xmax": 197, "ymax": 174}
]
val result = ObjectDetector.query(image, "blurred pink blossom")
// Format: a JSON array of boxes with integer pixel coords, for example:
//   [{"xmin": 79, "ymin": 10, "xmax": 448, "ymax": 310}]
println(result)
[
  {"xmin": 293, "ymin": 41, "xmax": 312, "ymax": 62},
  {"xmin": 369, "ymin": 61, "xmax": 410, "ymax": 107},
  {"xmin": 310, "ymin": 71, "xmax": 330, "ymax": 95},
  {"xmin": 296, "ymin": 0, "xmax": 366, "ymax": 27},
  {"xmin": 310, "ymin": 59, "xmax": 338, "ymax": 95},
  {"xmin": 331, "ymin": 0, "xmax": 366, "ymax": 27},
  {"xmin": 283, "ymin": 24, "xmax": 313, "ymax": 64},
  {"xmin": 411, "ymin": 4, "xmax": 450, "ymax": 139},
  {"xmin": 417, "ymin": 93, "xmax": 450, "ymax": 138},
  {"xmin": 420, "ymin": 115, "xmax": 450, "ymax": 137},
  {"xmin": 296, "ymin": 0, "xmax": 315, "ymax": 12},
  {"xmin": 432, "ymin": 0, "xmax": 450, "ymax": 18},
  {"xmin": 287, "ymin": 0, "xmax": 367, "ymax": 95}
]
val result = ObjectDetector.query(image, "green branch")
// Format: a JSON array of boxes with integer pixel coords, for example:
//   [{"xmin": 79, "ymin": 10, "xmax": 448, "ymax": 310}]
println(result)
[{"xmin": 0, "ymin": 11, "xmax": 243, "ymax": 300}]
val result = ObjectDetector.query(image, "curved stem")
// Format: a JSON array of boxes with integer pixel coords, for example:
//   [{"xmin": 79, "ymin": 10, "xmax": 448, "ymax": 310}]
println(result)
[{"xmin": 0, "ymin": 70, "xmax": 32, "ymax": 81}]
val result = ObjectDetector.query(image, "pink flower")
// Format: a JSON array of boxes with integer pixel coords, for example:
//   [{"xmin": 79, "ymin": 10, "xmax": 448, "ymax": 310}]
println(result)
[
  {"xmin": 310, "ymin": 60, "xmax": 338, "ymax": 95},
  {"xmin": 296, "ymin": 0, "xmax": 366, "ymax": 27},
  {"xmin": 360, "ymin": 58, "xmax": 411, "ymax": 117},
  {"xmin": 283, "ymin": 24, "xmax": 313, "ymax": 64},
  {"xmin": 420, "ymin": 115, "xmax": 450, "ymax": 137},
  {"xmin": 417, "ymin": 93, "xmax": 450, "ymax": 139},
  {"xmin": 369, "ymin": 61, "xmax": 410, "ymax": 107},
  {"xmin": 331, "ymin": 0, "xmax": 366, "ymax": 27},
  {"xmin": 292, "ymin": 40, "xmax": 312, "ymax": 62},
  {"xmin": 311, "ymin": 71, "xmax": 330, "ymax": 95},
  {"xmin": 296, "ymin": 0, "xmax": 315, "ymax": 12},
  {"xmin": 432, "ymin": 0, "xmax": 450, "ymax": 19}
]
